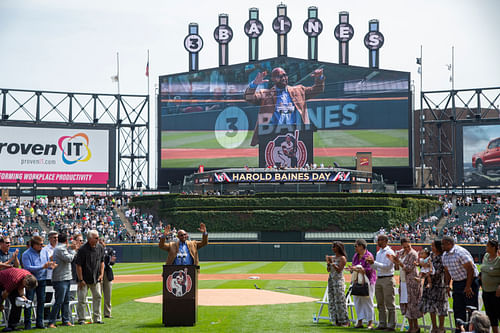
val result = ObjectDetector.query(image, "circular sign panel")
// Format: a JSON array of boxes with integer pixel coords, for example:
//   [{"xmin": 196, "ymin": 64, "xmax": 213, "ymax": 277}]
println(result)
[
  {"xmin": 184, "ymin": 34, "xmax": 203, "ymax": 53},
  {"xmin": 214, "ymin": 106, "xmax": 249, "ymax": 149},
  {"xmin": 272, "ymin": 16, "xmax": 292, "ymax": 35},
  {"xmin": 303, "ymin": 18, "xmax": 323, "ymax": 37},
  {"xmin": 214, "ymin": 25, "xmax": 233, "ymax": 44},
  {"xmin": 364, "ymin": 31, "xmax": 385, "ymax": 50},
  {"xmin": 334, "ymin": 23, "xmax": 354, "ymax": 42},
  {"xmin": 244, "ymin": 19, "xmax": 264, "ymax": 38}
]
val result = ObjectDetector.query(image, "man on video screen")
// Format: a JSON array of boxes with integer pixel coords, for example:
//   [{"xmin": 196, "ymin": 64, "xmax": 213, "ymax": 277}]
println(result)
[{"xmin": 244, "ymin": 67, "xmax": 325, "ymax": 146}]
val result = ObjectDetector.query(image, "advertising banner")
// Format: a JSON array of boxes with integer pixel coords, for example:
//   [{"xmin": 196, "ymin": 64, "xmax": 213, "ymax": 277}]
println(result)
[
  {"xmin": 462, "ymin": 124, "xmax": 500, "ymax": 187},
  {"xmin": 0, "ymin": 126, "xmax": 111, "ymax": 185},
  {"xmin": 211, "ymin": 170, "xmax": 371, "ymax": 183}
]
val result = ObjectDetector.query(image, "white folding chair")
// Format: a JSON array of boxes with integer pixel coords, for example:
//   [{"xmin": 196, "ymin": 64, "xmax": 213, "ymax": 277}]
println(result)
[{"xmin": 313, "ymin": 286, "xmax": 330, "ymax": 323}]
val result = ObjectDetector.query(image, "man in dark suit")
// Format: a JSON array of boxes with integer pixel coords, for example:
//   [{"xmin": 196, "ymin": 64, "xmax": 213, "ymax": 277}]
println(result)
[
  {"xmin": 99, "ymin": 238, "xmax": 116, "ymax": 319},
  {"xmin": 244, "ymin": 67, "xmax": 325, "ymax": 146}
]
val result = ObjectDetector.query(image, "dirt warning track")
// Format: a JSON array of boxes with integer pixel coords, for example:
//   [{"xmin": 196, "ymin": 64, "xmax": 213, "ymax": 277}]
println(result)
[{"xmin": 162, "ymin": 147, "xmax": 408, "ymax": 159}]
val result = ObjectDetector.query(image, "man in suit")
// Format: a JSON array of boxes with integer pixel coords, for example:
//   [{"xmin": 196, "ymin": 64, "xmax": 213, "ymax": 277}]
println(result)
[
  {"xmin": 158, "ymin": 223, "xmax": 208, "ymax": 267},
  {"xmin": 99, "ymin": 238, "xmax": 116, "ymax": 319},
  {"xmin": 244, "ymin": 67, "xmax": 325, "ymax": 146}
]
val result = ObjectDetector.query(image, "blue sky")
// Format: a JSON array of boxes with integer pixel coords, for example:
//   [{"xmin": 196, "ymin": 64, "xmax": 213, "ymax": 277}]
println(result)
[{"xmin": 1, "ymin": 0, "xmax": 499, "ymax": 96}]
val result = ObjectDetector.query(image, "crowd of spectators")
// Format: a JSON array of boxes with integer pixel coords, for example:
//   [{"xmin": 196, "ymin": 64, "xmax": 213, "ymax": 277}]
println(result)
[
  {"xmin": 441, "ymin": 195, "xmax": 500, "ymax": 244},
  {"xmin": 2, "ymin": 193, "xmax": 500, "ymax": 245},
  {"xmin": 0, "ymin": 198, "xmax": 44, "ymax": 245},
  {"xmin": 377, "ymin": 217, "xmax": 439, "ymax": 243},
  {"xmin": 0, "ymin": 196, "xmax": 138, "ymax": 244},
  {"xmin": 123, "ymin": 207, "xmax": 166, "ymax": 243}
]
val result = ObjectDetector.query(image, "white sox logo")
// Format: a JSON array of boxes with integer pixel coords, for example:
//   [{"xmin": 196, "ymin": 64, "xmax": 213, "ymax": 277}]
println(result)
[
  {"xmin": 265, "ymin": 130, "xmax": 307, "ymax": 168},
  {"xmin": 166, "ymin": 269, "xmax": 192, "ymax": 297}
]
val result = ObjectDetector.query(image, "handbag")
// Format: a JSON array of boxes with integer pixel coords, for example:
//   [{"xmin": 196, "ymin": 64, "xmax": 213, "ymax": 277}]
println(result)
[{"xmin": 351, "ymin": 269, "xmax": 369, "ymax": 296}]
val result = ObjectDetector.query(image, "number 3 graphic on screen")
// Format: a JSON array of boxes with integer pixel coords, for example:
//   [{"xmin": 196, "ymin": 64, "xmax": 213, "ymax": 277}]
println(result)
[{"xmin": 214, "ymin": 107, "xmax": 248, "ymax": 149}]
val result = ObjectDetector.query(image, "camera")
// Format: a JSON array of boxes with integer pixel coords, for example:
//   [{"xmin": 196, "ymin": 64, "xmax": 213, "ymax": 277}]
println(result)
[
  {"xmin": 456, "ymin": 318, "xmax": 469, "ymax": 329},
  {"xmin": 15, "ymin": 297, "xmax": 33, "ymax": 308}
]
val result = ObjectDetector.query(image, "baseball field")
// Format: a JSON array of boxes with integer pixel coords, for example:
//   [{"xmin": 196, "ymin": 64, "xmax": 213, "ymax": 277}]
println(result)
[
  {"xmin": 161, "ymin": 129, "xmax": 409, "ymax": 168},
  {"xmin": 44, "ymin": 261, "xmax": 447, "ymax": 333}
]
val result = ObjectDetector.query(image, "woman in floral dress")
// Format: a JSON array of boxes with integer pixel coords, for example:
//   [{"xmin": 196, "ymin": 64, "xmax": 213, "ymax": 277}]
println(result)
[
  {"xmin": 419, "ymin": 240, "xmax": 448, "ymax": 333},
  {"xmin": 326, "ymin": 241, "xmax": 349, "ymax": 326},
  {"xmin": 389, "ymin": 238, "xmax": 423, "ymax": 333}
]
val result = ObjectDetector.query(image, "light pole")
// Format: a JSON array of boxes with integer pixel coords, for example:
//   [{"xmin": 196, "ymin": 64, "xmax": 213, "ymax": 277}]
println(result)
[
  {"xmin": 417, "ymin": 46, "xmax": 424, "ymax": 193},
  {"xmin": 16, "ymin": 179, "xmax": 20, "ymax": 203},
  {"xmin": 33, "ymin": 179, "xmax": 37, "ymax": 202}
]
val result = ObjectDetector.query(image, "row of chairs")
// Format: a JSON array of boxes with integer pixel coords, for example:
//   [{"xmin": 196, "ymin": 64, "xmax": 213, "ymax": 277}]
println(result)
[{"xmin": 0, "ymin": 284, "xmax": 92, "ymax": 327}]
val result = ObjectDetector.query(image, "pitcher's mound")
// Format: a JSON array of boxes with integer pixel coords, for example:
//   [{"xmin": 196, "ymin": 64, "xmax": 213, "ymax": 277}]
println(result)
[{"xmin": 135, "ymin": 289, "xmax": 317, "ymax": 306}]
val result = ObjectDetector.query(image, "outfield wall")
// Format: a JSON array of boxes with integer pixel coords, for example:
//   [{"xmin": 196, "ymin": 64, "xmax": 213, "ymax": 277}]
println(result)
[{"xmin": 86, "ymin": 243, "xmax": 486, "ymax": 263}]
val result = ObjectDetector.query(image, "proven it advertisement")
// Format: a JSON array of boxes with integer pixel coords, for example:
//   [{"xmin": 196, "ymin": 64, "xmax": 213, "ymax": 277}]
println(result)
[{"xmin": 0, "ymin": 126, "xmax": 111, "ymax": 185}]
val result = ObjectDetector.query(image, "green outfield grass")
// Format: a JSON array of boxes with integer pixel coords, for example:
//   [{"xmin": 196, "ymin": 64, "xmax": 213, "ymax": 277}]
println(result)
[
  {"xmin": 34, "ymin": 261, "xmax": 448, "ymax": 332},
  {"xmin": 314, "ymin": 129, "xmax": 408, "ymax": 148}
]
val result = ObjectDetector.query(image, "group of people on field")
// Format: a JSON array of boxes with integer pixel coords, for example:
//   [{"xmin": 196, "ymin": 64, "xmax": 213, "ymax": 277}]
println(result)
[
  {"xmin": 0, "ymin": 230, "xmax": 115, "ymax": 331},
  {"xmin": 326, "ymin": 235, "xmax": 499, "ymax": 333}
]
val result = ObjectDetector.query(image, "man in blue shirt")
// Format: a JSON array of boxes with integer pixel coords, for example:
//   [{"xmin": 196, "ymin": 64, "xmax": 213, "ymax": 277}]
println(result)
[
  {"xmin": 244, "ymin": 67, "xmax": 325, "ymax": 146},
  {"xmin": 159, "ymin": 223, "xmax": 208, "ymax": 267},
  {"xmin": 21, "ymin": 236, "xmax": 56, "ymax": 329}
]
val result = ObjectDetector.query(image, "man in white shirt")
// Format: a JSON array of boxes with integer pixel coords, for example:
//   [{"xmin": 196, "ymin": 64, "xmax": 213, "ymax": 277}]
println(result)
[{"xmin": 366, "ymin": 234, "xmax": 396, "ymax": 331}]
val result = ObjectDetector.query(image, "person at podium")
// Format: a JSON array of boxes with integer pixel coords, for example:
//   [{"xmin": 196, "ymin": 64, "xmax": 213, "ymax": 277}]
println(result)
[
  {"xmin": 244, "ymin": 67, "xmax": 325, "ymax": 146},
  {"xmin": 159, "ymin": 223, "xmax": 208, "ymax": 267}
]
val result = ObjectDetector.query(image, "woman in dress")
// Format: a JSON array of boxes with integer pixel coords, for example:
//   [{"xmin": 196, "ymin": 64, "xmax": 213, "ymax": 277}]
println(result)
[
  {"xmin": 419, "ymin": 240, "xmax": 448, "ymax": 333},
  {"xmin": 481, "ymin": 239, "xmax": 500, "ymax": 333},
  {"xmin": 350, "ymin": 238, "xmax": 376, "ymax": 329},
  {"xmin": 389, "ymin": 238, "xmax": 422, "ymax": 333},
  {"xmin": 326, "ymin": 241, "xmax": 349, "ymax": 326}
]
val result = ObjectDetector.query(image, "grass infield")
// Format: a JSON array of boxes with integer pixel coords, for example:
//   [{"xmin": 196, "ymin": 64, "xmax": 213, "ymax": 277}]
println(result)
[{"xmin": 35, "ymin": 261, "xmax": 454, "ymax": 332}]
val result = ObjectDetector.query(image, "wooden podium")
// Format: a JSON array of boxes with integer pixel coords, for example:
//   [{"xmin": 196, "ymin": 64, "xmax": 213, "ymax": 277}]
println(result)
[{"xmin": 162, "ymin": 265, "xmax": 199, "ymax": 326}]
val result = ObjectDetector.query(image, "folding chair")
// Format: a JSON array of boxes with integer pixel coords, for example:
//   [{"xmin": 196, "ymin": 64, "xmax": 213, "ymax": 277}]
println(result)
[{"xmin": 313, "ymin": 286, "xmax": 330, "ymax": 323}]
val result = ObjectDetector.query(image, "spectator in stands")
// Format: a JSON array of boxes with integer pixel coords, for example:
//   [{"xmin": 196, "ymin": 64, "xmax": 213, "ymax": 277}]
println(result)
[
  {"xmin": 366, "ymin": 234, "xmax": 396, "ymax": 331},
  {"xmin": 349, "ymin": 239, "xmax": 375, "ymax": 329},
  {"xmin": 480, "ymin": 239, "xmax": 500, "ymax": 333},
  {"xmin": 0, "ymin": 237, "xmax": 19, "ymax": 268},
  {"xmin": 48, "ymin": 233, "xmax": 77, "ymax": 328},
  {"xmin": 22, "ymin": 236, "xmax": 55, "ymax": 329},
  {"xmin": 159, "ymin": 223, "xmax": 208, "ymax": 267},
  {"xmin": 0, "ymin": 268, "xmax": 38, "ymax": 332},
  {"xmin": 325, "ymin": 241, "xmax": 349, "ymax": 327},
  {"xmin": 442, "ymin": 235, "xmax": 479, "ymax": 333},
  {"xmin": 75, "ymin": 230, "xmax": 104, "ymax": 325},
  {"xmin": 388, "ymin": 238, "xmax": 422, "ymax": 333},
  {"xmin": 99, "ymin": 237, "xmax": 116, "ymax": 318},
  {"xmin": 419, "ymin": 240, "xmax": 448, "ymax": 333}
]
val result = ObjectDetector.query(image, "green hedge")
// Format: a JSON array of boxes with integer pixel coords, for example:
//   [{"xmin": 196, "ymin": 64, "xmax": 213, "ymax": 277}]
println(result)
[
  {"xmin": 162, "ymin": 205, "xmax": 401, "ymax": 212},
  {"xmin": 159, "ymin": 209, "xmax": 408, "ymax": 232},
  {"xmin": 130, "ymin": 193, "xmax": 440, "ymax": 232}
]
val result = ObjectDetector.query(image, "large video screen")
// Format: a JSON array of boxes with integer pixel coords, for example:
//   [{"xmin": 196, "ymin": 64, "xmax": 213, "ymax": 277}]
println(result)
[
  {"xmin": 159, "ymin": 57, "xmax": 410, "ymax": 169},
  {"xmin": 0, "ymin": 125, "xmax": 115, "ymax": 186},
  {"xmin": 463, "ymin": 123, "xmax": 500, "ymax": 186}
]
